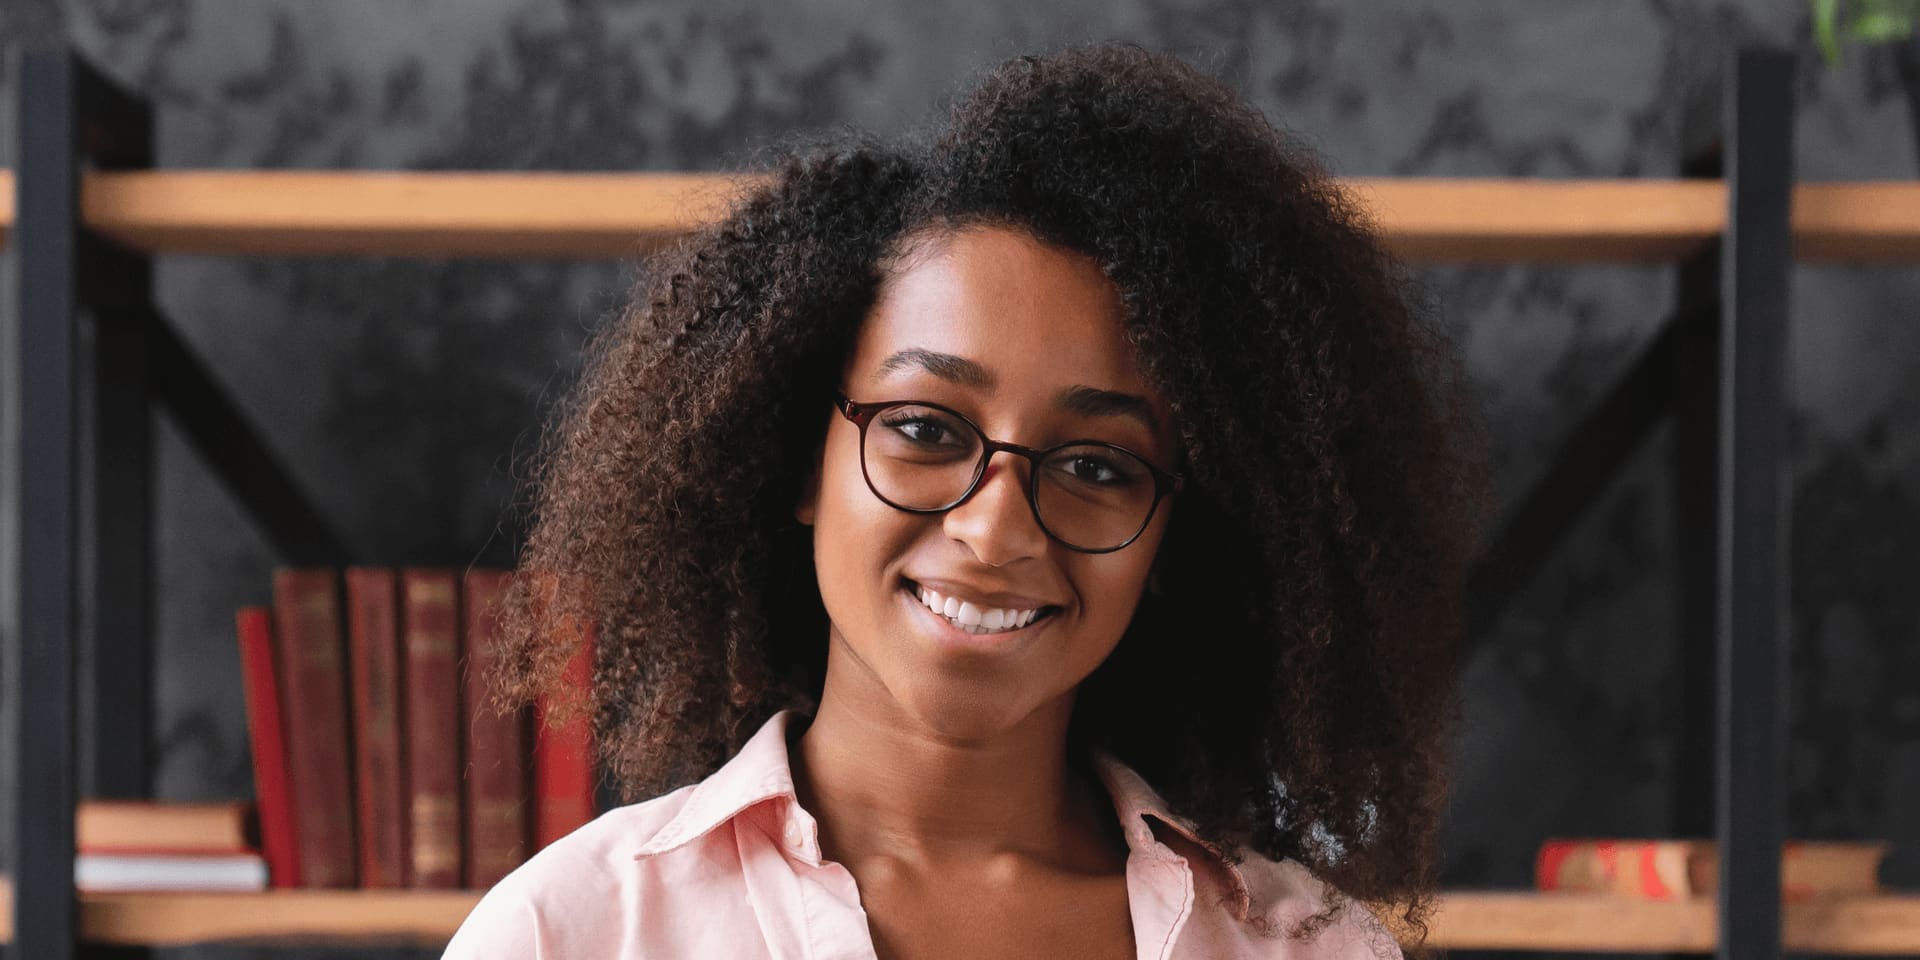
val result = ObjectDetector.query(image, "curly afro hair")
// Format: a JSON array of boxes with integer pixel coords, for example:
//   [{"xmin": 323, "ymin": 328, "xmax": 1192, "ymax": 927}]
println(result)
[{"xmin": 496, "ymin": 42, "xmax": 1488, "ymax": 947}]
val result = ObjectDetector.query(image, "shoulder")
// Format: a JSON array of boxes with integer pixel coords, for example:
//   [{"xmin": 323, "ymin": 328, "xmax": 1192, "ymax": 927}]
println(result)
[
  {"xmin": 1090, "ymin": 753, "xmax": 1403, "ymax": 959},
  {"xmin": 442, "ymin": 785, "xmax": 700, "ymax": 960}
]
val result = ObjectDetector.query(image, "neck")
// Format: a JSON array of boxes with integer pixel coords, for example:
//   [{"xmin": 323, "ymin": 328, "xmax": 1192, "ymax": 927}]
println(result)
[{"xmin": 793, "ymin": 654, "xmax": 1111, "ymax": 870}]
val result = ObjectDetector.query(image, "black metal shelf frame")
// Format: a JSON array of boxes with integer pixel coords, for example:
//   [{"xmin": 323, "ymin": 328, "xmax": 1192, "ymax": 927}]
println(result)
[
  {"xmin": 11, "ymin": 50, "xmax": 347, "ymax": 960},
  {"xmin": 10, "ymin": 46, "xmax": 1794, "ymax": 960}
]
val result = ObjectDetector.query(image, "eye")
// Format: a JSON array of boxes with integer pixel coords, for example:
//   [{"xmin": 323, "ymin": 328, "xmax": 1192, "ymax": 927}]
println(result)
[
  {"xmin": 1047, "ymin": 448, "xmax": 1146, "ymax": 488},
  {"xmin": 1068, "ymin": 455, "xmax": 1121, "ymax": 484},
  {"xmin": 897, "ymin": 419, "xmax": 949, "ymax": 445},
  {"xmin": 877, "ymin": 410, "xmax": 970, "ymax": 448}
]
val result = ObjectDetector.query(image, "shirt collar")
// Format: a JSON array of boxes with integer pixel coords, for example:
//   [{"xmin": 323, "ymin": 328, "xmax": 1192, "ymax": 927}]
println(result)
[
  {"xmin": 631, "ymin": 709, "xmax": 826, "ymax": 864},
  {"xmin": 1090, "ymin": 752, "xmax": 1259, "ymax": 921},
  {"xmin": 630, "ymin": 709, "xmax": 1259, "ymax": 918}
]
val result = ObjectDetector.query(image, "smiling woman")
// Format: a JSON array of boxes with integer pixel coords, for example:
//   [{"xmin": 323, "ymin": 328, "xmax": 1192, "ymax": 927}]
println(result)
[{"xmin": 447, "ymin": 42, "xmax": 1488, "ymax": 960}]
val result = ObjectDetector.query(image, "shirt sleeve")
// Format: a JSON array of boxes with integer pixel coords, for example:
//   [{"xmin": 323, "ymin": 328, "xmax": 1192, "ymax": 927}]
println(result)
[{"xmin": 441, "ymin": 874, "xmax": 550, "ymax": 960}]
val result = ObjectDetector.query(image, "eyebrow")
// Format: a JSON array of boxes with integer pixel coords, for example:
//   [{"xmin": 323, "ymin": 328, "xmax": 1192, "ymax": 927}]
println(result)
[
  {"xmin": 1055, "ymin": 384, "xmax": 1162, "ymax": 436},
  {"xmin": 874, "ymin": 348, "xmax": 994, "ymax": 388},
  {"xmin": 872, "ymin": 348, "xmax": 1162, "ymax": 436}
]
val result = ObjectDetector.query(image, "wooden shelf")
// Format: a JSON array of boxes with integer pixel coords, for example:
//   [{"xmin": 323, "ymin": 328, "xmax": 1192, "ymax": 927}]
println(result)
[
  {"xmin": 1349, "ymin": 177, "xmax": 1724, "ymax": 262},
  {"xmin": 2, "ymin": 169, "xmax": 1913, "ymax": 262},
  {"xmin": 3, "ymin": 879, "xmax": 1918, "ymax": 951},
  {"xmin": 1794, "ymin": 182, "xmax": 1920, "ymax": 261},
  {"xmin": 80, "ymin": 170, "xmax": 748, "ymax": 259},
  {"xmin": 0, "ymin": 877, "xmax": 479, "ymax": 947},
  {"xmin": 1418, "ymin": 890, "xmax": 1920, "ymax": 953},
  {"xmin": 0, "ymin": 170, "xmax": 12, "ymax": 251}
]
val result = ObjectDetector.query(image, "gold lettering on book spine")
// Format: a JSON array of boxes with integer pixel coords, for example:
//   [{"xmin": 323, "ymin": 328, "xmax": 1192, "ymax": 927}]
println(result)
[
  {"xmin": 410, "ymin": 579, "xmax": 455, "ymax": 606},
  {"xmin": 412, "ymin": 794, "xmax": 460, "ymax": 876},
  {"xmin": 297, "ymin": 591, "xmax": 341, "ymax": 668},
  {"xmin": 407, "ymin": 578, "xmax": 457, "ymax": 659},
  {"xmin": 409, "ymin": 629, "xmax": 456, "ymax": 660}
]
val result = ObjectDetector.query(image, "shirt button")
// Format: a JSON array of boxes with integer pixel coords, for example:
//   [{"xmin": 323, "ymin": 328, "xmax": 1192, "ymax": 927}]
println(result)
[{"xmin": 784, "ymin": 824, "xmax": 803, "ymax": 848}]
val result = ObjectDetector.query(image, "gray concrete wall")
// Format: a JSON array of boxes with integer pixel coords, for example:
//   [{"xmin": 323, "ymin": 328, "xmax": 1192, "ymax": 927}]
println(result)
[{"xmin": 2, "ymin": 2, "xmax": 1916, "ymax": 958}]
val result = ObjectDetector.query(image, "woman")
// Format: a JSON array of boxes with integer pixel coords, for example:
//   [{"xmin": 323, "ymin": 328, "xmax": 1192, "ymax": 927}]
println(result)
[{"xmin": 446, "ymin": 43, "xmax": 1485, "ymax": 960}]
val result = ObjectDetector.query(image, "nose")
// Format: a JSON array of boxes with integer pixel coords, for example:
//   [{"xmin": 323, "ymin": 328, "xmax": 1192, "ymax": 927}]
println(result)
[{"xmin": 942, "ymin": 452, "xmax": 1049, "ymax": 566}]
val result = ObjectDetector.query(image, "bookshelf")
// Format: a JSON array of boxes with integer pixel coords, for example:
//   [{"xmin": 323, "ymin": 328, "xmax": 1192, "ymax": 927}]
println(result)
[
  {"xmin": 6, "ymin": 44, "xmax": 1911, "ymax": 959},
  {"xmin": 5, "ymin": 881, "xmax": 1920, "ymax": 952}
]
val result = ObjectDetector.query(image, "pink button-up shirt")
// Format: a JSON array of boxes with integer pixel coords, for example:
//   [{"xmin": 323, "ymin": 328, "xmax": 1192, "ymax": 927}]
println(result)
[{"xmin": 444, "ymin": 711, "xmax": 1400, "ymax": 959}]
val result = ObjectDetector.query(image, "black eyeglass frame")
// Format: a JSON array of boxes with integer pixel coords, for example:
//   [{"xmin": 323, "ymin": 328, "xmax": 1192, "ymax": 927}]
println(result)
[{"xmin": 834, "ymin": 393, "xmax": 1185, "ymax": 554}]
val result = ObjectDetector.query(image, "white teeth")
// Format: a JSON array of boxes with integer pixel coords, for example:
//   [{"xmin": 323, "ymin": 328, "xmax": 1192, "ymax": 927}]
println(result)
[{"xmin": 912, "ymin": 584, "xmax": 1042, "ymax": 635}]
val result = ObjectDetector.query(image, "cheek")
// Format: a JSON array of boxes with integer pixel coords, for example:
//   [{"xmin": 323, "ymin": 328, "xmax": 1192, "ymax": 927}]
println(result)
[
  {"xmin": 811, "ymin": 437, "xmax": 915, "ymax": 618},
  {"xmin": 1076, "ymin": 561, "xmax": 1152, "ymax": 653},
  {"xmin": 1074, "ymin": 516, "xmax": 1169, "ymax": 649}
]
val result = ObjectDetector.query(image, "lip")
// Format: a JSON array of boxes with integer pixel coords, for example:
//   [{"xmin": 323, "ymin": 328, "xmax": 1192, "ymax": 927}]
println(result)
[
  {"xmin": 905, "ymin": 576, "xmax": 1060, "ymax": 612},
  {"xmin": 900, "ymin": 580, "xmax": 1057, "ymax": 652}
]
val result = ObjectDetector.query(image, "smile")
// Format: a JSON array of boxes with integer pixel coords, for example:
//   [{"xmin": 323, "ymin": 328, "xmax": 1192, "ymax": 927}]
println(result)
[{"xmin": 904, "ymin": 580, "xmax": 1059, "ymax": 637}]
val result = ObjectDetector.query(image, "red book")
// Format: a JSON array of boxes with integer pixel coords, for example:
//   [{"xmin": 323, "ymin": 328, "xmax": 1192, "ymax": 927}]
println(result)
[
  {"xmin": 403, "ymin": 569, "xmax": 463, "ymax": 888},
  {"xmin": 534, "ymin": 621, "xmax": 597, "ymax": 849},
  {"xmin": 462, "ymin": 568, "xmax": 529, "ymax": 888},
  {"xmin": 346, "ymin": 567, "xmax": 408, "ymax": 887},
  {"xmin": 235, "ymin": 608, "xmax": 300, "ymax": 887},
  {"xmin": 269, "ymin": 570, "xmax": 357, "ymax": 887}
]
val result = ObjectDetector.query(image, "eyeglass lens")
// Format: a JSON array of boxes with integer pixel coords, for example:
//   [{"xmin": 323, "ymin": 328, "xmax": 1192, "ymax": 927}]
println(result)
[{"xmin": 861, "ymin": 403, "xmax": 1158, "ymax": 551}]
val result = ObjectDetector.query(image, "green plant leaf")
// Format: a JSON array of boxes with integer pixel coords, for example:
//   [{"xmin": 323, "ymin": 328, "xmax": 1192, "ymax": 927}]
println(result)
[
  {"xmin": 1814, "ymin": 0, "xmax": 1843, "ymax": 64},
  {"xmin": 1848, "ymin": 10, "xmax": 1916, "ymax": 41}
]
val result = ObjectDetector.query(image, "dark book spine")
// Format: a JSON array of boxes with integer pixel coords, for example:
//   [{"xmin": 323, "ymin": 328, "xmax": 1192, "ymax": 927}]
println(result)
[
  {"xmin": 403, "ymin": 569, "xmax": 463, "ymax": 888},
  {"xmin": 346, "ymin": 567, "xmax": 408, "ymax": 887},
  {"xmin": 462, "ymin": 568, "xmax": 529, "ymax": 889},
  {"xmin": 235, "ymin": 607, "xmax": 301, "ymax": 887},
  {"xmin": 269, "ymin": 569, "xmax": 357, "ymax": 887}
]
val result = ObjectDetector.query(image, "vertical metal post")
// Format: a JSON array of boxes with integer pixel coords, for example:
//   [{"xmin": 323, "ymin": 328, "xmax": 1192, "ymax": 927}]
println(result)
[
  {"xmin": 1718, "ymin": 47, "xmax": 1794, "ymax": 960},
  {"xmin": 1672, "ymin": 153, "xmax": 1721, "ymax": 846},
  {"xmin": 74, "ymin": 59, "xmax": 156, "ymax": 802},
  {"xmin": 14, "ymin": 48, "xmax": 156, "ymax": 960},
  {"xmin": 15, "ymin": 48, "xmax": 82, "ymax": 960}
]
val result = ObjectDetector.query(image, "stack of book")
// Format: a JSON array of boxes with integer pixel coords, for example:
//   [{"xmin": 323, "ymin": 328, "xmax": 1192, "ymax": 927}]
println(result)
[
  {"xmin": 75, "ymin": 800, "xmax": 267, "ymax": 892},
  {"xmin": 1536, "ymin": 839, "xmax": 1889, "ymax": 899},
  {"xmin": 237, "ymin": 567, "xmax": 596, "ymax": 889}
]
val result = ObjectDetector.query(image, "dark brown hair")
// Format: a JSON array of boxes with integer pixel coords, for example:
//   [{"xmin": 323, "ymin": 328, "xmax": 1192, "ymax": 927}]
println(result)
[{"xmin": 497, "ymin": 43, "xmax": 1488, "ymax": 948}]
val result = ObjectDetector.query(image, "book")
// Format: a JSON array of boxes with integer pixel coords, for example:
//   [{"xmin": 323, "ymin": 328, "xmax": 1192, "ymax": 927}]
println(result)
[
  {"xmin": 1536, "ymin": 839, "xmax": 1888, "ymax": 899},
  {"xmin": 534, "ymin": 620, "xmax": 597, "ymax": 850},
  {"xmin": 462, "ymin": 568, "xmax": 529, "ymax": 889},
  {"xmin": 346, "ymin": 567, "xmax": 409, "ymax": 887},
  {"xmin": 76, "ymin": 800, "xmax": 254, "ymax": 854},
  {"xmin": 236, "ymin": 605, "xmax": 302, "ymax": 887},
  {"xmin": 271, "ymin": 570, "xmax": 358, "ymax": 887},
  {"xmin": 75, "ymin": 852, "xmax": 269, "ymax": 893},
  {"xmin": 404, "ymin": 569, "xmax": 464, "ymax": 888}
]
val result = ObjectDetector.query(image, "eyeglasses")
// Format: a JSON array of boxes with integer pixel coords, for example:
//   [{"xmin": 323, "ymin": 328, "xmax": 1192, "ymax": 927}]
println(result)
[{"xmin": 834, "ymin": 394, "xmax": 1184, "ymax": 554}]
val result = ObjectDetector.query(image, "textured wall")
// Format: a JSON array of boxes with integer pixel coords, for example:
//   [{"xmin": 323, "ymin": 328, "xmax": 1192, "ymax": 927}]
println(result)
[{"xmin": 2, "ymin": 2, "xmax": 1917, "ymax": 958}]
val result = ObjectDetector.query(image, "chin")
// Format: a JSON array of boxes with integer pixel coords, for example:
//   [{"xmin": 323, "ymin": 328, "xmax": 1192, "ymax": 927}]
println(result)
[{"xmin": 888, "ymin": 675, "xmax": 1049, "ymax": 744}]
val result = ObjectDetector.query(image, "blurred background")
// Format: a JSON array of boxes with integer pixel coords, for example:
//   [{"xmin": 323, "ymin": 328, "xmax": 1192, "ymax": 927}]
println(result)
[{"xmin": 2, "ymin": 1, "xmax": 1917, "ymax": 958}]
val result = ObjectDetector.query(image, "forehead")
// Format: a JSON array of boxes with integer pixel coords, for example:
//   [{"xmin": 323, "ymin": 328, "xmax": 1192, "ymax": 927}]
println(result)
[{"xmin": 845, "ymin": 227, "xmax": 1153, "ymax": 396}]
